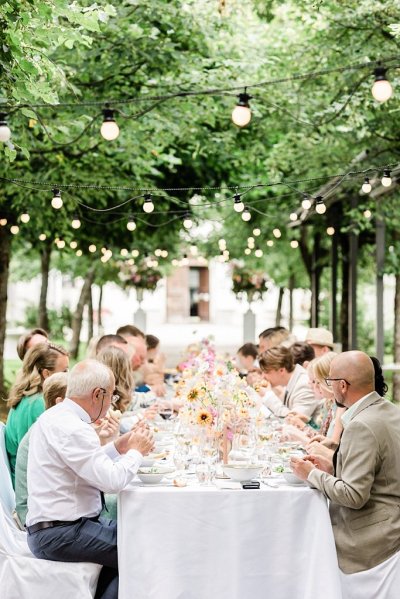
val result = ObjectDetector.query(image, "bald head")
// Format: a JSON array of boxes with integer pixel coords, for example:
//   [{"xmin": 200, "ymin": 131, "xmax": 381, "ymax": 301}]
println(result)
[{"xmin": 329, "ymin": 351, "xmax": 375, "ymax": 406}]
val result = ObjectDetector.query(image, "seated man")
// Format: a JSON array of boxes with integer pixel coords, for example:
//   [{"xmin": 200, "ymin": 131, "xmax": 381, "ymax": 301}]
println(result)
[
  {"xmin": 259, "ymin": 345, "xmax": 321, "ymax": 420},
  {"xmin": 291, "ymin": 351, "xmax": 400, "ymax": 598},
  {"xmin": 26, "ymin": 359, "xmax": 154, "ymax": 599},
  {"xmin": 304, "ymin": 327, "xmax": 334, "ymax": 357},
  {"xmin": 236, "ymin": 342, "xmax": 259, "ymax": 375}
]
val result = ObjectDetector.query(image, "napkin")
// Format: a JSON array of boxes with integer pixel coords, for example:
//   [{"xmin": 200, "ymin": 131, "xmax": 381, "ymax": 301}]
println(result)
[{"xmin": 214, "ymin": 479, "xmax": 242, "ymax": 490}]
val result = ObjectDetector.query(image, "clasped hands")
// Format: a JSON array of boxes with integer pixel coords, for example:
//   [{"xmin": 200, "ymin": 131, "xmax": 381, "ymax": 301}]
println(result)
[{"xmin": 290, "ymin": 453, "xmax": 334, "ymax": 480}]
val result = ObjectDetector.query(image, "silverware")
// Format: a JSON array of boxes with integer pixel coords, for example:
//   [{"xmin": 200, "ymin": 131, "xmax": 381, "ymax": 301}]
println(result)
[{"xmin": 260, "ymin": 479, "xmax": 279, "ymax": 488}]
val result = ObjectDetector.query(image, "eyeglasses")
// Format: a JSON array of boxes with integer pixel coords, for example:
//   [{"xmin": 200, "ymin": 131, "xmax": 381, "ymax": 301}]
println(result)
[
  {"xmin": 98, "ymin": 388, "xmax": 119, "ymax": 406},
  {"xmin": 324, "ymin": 378, "xmax": 351, "ymax": 387}
]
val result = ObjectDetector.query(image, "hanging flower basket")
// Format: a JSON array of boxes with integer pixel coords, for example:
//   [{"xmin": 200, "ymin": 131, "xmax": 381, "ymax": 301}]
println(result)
[
  {"xmin": 117, "ymin": 261, "xmax": 163, "ymax": 292},
  {"xmin": 231, "ymin": 261, "xmax": 269, "ymax": 301}
]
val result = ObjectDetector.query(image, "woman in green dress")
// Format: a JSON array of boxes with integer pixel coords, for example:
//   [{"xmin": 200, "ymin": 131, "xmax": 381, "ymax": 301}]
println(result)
[{"xmin": 5, "ymin": 342, "xmax": 69, "ymax": 485}]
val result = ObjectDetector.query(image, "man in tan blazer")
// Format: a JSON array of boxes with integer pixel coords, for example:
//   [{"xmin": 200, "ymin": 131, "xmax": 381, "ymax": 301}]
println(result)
[{"xmin": 291, "ymin": 351, "xmax": 400, "ymax": 577}]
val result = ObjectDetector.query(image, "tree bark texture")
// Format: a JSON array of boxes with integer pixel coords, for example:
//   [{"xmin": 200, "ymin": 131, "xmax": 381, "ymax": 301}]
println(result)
[
  {"xmin": 69, "ymin": 266, "xmax": 96, "ymax": 359},
  {"xmin": 87, "ymin": 285, "xmax": 94, "ymax": 342},
  {"xmin": 275, "ymin": 287, "xmax": 284, "ymax": 326},
  {"xmin": 38, "ymin": 242, "xmax": 51, "ymax": 332},
  {"xmin": 339, "ymin": 234, "xmax": 350, "ymax": 351},
  {"xmin": 0, "ymin": 228, "xmax": 11, "ymax": 398},
  {"xmin": 97, "ymin": 284, "xmax": 103, "ymax": 330}
]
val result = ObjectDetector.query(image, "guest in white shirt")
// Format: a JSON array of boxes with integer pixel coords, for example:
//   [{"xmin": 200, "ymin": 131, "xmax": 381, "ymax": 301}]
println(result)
[{"xmin": 26, "ymin": 359, "xmax": 154, "ymax": 599}]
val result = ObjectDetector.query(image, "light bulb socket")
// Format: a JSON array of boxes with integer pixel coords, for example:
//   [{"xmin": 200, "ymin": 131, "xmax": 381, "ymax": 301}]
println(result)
[
  {"xmin": 0, "ymin": 113, "xmax": 8, "ymax": 127},
  {"xmin": 236, "ymin": 92, "xmax": 252, "ymax": 108},
  {"xmin": 383, "ymin": 169, "xmax": 391, "ymax": 178},
  {"xmin": 102, "ymin": 108, "xmax": 116, "ymax": 123},
  {"xmin": 374, "ymin": 66, "xmax": 388, "ymax": 83},
  {"xmin": 52, "ymin": 188, "xmax": 61, "ymax": 198}
]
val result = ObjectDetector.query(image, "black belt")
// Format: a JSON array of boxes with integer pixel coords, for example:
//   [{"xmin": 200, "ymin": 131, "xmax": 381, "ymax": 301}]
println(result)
[{"xmin": 27, "ymin": 516, "xmax": 99, "ymax": 535}]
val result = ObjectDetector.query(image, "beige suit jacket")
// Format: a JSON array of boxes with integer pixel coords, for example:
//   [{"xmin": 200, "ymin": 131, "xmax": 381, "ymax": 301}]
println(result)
[
  {"xmin": 285, "ymin": 364, "xmax": 321, "ymax": 419},
  {"xmin": 308, "ymin": 392, "xmax": 400, "ymax": 573}
]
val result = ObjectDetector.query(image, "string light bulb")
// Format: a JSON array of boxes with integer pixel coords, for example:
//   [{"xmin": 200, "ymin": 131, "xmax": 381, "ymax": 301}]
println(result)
[
  {"xmin": 273, "ymin": 228, "xmax": 281, "ymax": 238},
  {"xmin": 0, "ymin": 218, "xmax": 7, "ymax": 226},
  {"xmin": 241, "ymin": 207, "xmax": 251, "ymax": 222},
  {"xmin": 0, "ymin": 114, "xmax": 11, "ymax": 142},
  {"xmin": 381, "ymin": 169, "xmax": 392, "ymax": 187},
  {"xmin": 302, "ymin": 195, "xmax": 312, "ymax": 210},
  {"xmin": 183, "ymin": 214, "xmax": 193, "ymax": 229},
  {"xmin": 289, "ymin": 212, "xmax": 298, "ymax": 222},
  {"xmin": 290, "ymin": 240, "xmax": 299, "ymax": 249},
  {"xmin": 267, "ymin": 240, "xmax": 274, "ymax": 247},
  {"xmin": 20, "ymin": 212, "xmax": 30, "ymax": 224},
  {"xmin": 71, "ymin": 215, "xmax": 81, "ymax": 229},
  {"xmin": 218, "ymin": 239, "xmax": 226, "ymax": 250},
  {"xmin": 131, "ymin": 249, "xmax": 139, "ymax": 258},
  {"xmin": 255, "ymin": 248, "xmax": 263, "ymax": 258},
  {"xmin": 120, "ymin": 248, "xmax": 128, "ymax": 256},
  {"xmin": 244, "ymin": 248, "xmax": 251, "ymax": 255},
  {"xmin": 57, "ymin": 239, "xmax": 66, "ymax": 249},
  {"xmin": 76, "ymin": 249, "xmax": 82, "ymax": 257},
  {"xmin": 233, "ymin": 194, "xmax": 244, "ymax": 212},
  {"xmin": 232, "ymin": 90, "xmax": 252, "ymax": 127},
  {"xmin": 315, "ymin": 196, "xmax": 327, "ymax": 214},
  {"xmin": 371, "ymin": 67, "xmax": 393, "ymax": 103},
  {"xmin": 327, "ymin": 227, "xmax": 335, "ymax": 236},
  {"xmin": 361, "ymin": 177, "xmax": 372, "ymax": 194},
  {"xmin": 70, "ymin": 241, "xmax": 78, "ymax": 249},
  {"xmin": 51, "ymin": 189, "xmax": 63, "ymax": 210},
  {"xmin": 143, "ymin": 193, "xmax": 154, "ymax": 213},
  {"xmin": 100, "ymin": 107, "xmax": 120, "ymax": 140},
  {"xmin": 253, "ymin": 228, "xmax": 261, "ymax": 236},
  {"xmin": 127, "ymin": 216, "xmax": 136, "ymax": 231},
  {"xmin": 88, "ymin": 244, "xmax": 97, "ymax": 253},
  {"xmin": 10, "ymin": 225, "xmax": 19, "ymax": 235},
  {"xmin": 39, "ymin": 233, "xmax": 47, "ymax": 241},
  {"xmin": 364, "ymin": 209, "xmax": 372, "ymax": 219}
]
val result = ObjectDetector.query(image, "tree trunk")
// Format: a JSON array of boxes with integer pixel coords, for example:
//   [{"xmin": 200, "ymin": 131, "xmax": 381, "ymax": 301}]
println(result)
[
  {"xmin": 275, "ymin": 287, "xmax": 284, "ymax": 326},
  {"xmin": 288, "ymin": 273, "xmax": 295, "ymax": 331},
  {"xmin": 339, "ymin": 234, "xmax": 350, "ymax": 351},
  {"xmin": 38, "ymin": 242, "xmax": 52, "ymax": 332},
  {"xmin": 98, "ymin": 284, "xmax": 103, "ymax": 331},
  {"xmin": 69, "ymin": 266, "xmax": 96, "ymax": 359},
  {"xmin": 0, "ymin": 228, "xmax": 12, "ymax": 398},
  {"xmin": 87, "ymin": 285, "xmax": 94, "ymax": 342},
  {"xmin": 393, "ymin": 273, "xmax": 400, "ymax": 403}
]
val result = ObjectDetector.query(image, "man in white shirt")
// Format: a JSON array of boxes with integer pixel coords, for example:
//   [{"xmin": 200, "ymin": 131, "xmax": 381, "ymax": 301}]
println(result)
[{"xmin": 26, "ymin": 359, "xmax": 154, "ymax": 599}]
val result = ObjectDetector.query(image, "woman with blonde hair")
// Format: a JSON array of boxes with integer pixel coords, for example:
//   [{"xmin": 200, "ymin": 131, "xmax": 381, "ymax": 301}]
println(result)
[
  {"xmin": 96, "ymin": 345, "xmax": 134, "ymax": 413},
  {"xmin": 5, "ymin": 342, "xmax": 69, "ymax": 484}
]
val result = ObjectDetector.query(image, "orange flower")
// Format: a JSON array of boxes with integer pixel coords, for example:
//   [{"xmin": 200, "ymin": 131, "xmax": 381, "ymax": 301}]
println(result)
[
  {"xmin": 187, "ymin": 388, "xmax": 199, "ymax": 402},
  {"xmin": 196, "ymin": 410, "xmax": 213, "ymax": 426}
]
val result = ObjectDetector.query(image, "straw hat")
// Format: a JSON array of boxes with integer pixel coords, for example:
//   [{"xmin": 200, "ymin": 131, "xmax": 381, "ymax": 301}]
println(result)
[{"xmin": 305, "ymin": 327, "xmax": 334, "ymax": 348}]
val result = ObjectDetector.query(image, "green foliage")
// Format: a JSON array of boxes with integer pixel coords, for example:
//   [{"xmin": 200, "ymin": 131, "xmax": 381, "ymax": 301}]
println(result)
[{"xmin": 18, "ymin": 303, "xmax": 72, "ymax": 338}]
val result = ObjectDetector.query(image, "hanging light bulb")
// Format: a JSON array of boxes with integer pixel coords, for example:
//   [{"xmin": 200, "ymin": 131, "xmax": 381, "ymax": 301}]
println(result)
[
  {"xmin": 218, "ymin": 239, "xmax": 226, "ymax": 250},
  {"xmin": 0, "ymin": 114, "xmax": 11, "ymax": 142},
  {"xmin": 233, "ymin": 194, "xmax": 244, "ymax": 212},
  {"xmin": 0, "ymin": 218, "xmax": 8, "ymax": 226},
  {"xmin": 71, "ymin": 214, "xmax": 81, "ymax": 229},
  {"xmin": 39, "ymin": 233, "xmax": 47, "ymax": 241},
  {"xmin": 10, "ymin": 225, "xmax": 19, "ymax": 235},
  {"xmin": 371, "ymin": 67, "xmax": 393, "ymax": 103},
  {"xmin": 76, "ymin": 249, "xmax": 82, "ymax": 257},
  {"xmin": 315, "ymin": 196, "xmax": 327, "ymax": 214},
  {"xmin": 88, "ymin": 244, "xmax": 97, "ymax": 253},
  {"xmin": 326, "ymin": 227, "xmax": 335, "ymax": 236},
  {"xmin": 241, "ymin": 207, "xmax": 251, "ymax": 222},
  {"xmin": 361, "ymin": 177, "xmax": 372, "ymax": 194},
  {"xmin": 120, "ymin": 248, "xmax": 128, "ymax": 256},
  {"xmin": 364, "ymin": 209, "xmax": 372, "ymax": 219},
  {"xmin": 100, "ymin": 107, "xmax": 120, "ymax": 140},
  {"xmin": 51, "ymin": 189, "xmax": 63, "ymax": 210},
  {"xmin": 143, "ymin": 193, "xmax": 154, "ymax": 213},
  {"xmin": 255, "ymin": 248, "xmax": 263, "ymax": 258},
  {"xmin": 183, "ymin": 214, "xmax": 193, "ymax": 229},
  {"xmin": 70, "ymin": 241, "xmax": 78, "ymax": 249},
  {"xmin": 161, "ymin": 250, "xmax": 168, "ymax": 258},
  {"xmin": 127, "ymin": 215, "xmax": 136, "ymax": 231},
  {"xmin": 289, "ymin": 212, "xmax": 298, "ymax": 222},
  {"xmin": 273, "ymin": 228, "xmax": 281, "ymax": 238},
  {"xmin": 267, "ymin": 240, "xmax": 274, "ymax": 247},
  {"xmin": 232, "ymin": 90, "xmax": 252, "ymax": 127},
  {"xmin": 131, "ymin": 249, "xmax": 139, "ymax": 258},
  {"xmin": 253, "ymin": 228, "xmax": 261, "ymax": 236},
  {"xmin": 381, "ymin": 169, "xmax": 392, "ymax": 187},
  {"xmin": 57, "ymin": 239, "xmax": 66, "ymax": 249},
  {"xmin": 244, "ymin": 248, "xmax": 251, "ymax": 255},
  {"xmin": 302, "ymin": 195, "xmax": 312, "ymax": 210},
  {"xmin": 20, "ymin": 212, "xmax": 30, "ymax": 224},
  {"xmin": 290, "ymin": 240, "xmax": 299, "ymax": 249}
]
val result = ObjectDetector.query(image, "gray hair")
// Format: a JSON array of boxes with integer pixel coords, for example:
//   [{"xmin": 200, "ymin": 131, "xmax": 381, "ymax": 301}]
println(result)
[{"xmin": 66, "ymin": 359, "xmax": 113, "ymax": 398}]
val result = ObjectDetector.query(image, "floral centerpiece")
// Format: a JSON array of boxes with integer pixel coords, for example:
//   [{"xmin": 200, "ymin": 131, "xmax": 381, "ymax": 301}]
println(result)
[
  {"xmin": 118, "ymin": 260, "xmax": 163, "ymax": 291},
  {"xmin": 231, "ymin": 260, "xmax": 269, "ymax": 302}
]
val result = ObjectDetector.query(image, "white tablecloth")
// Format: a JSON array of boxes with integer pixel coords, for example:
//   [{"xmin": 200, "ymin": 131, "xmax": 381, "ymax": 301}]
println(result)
[{"xmin": 118, "ymin": 481, "xmax": 342, "ymax": 599}]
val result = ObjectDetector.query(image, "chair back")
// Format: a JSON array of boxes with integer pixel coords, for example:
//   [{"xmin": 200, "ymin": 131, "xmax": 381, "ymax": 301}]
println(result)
[{"xmin": 0, "ymin": 422, "xmax": 16, "ymax": 517}]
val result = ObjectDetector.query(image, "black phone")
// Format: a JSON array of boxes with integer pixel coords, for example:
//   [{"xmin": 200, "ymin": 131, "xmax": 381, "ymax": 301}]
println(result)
[{"xmin": 241, "ymin": 481, "xmax": 260, "ymax": 489}]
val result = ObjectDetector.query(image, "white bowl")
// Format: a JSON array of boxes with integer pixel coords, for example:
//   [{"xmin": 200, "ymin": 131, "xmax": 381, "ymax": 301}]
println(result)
[
  {"xmin": 141, "ymin": 456, "xmax": 156, "ymax": 467},
  {"xmin": 137, "ymin": 466, "xmax": 175, "ymax": 484},
  {"xmin": 282, "ymin": 471, "xmax": 305, "ymax": 485},
  {"xmin": 222, "ymin": 463, "xmax": 262, "ymax": 482}
]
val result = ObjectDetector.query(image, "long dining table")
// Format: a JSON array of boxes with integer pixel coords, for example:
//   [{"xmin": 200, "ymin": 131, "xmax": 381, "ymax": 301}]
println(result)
[{"xmin": 118, "ymin": 478, "xmax": 342, "ymax": 599}]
